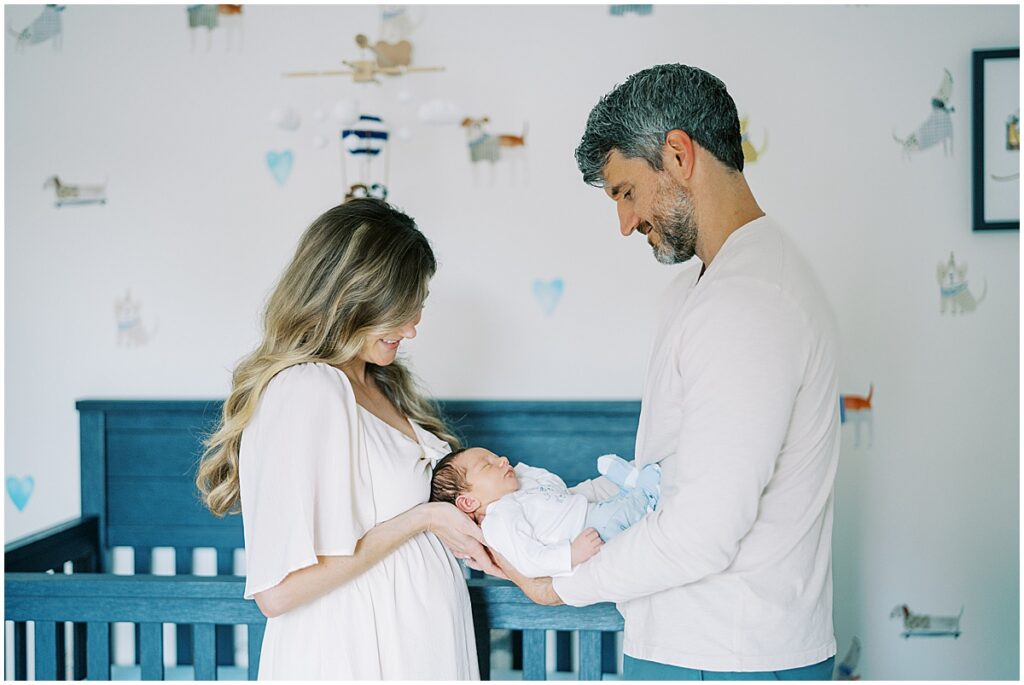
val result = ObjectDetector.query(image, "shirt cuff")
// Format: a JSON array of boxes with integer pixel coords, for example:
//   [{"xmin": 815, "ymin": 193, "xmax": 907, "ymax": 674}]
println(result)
[{"xmin": 552, "ymin": 566, "xmax": 602, "ymax": 607}]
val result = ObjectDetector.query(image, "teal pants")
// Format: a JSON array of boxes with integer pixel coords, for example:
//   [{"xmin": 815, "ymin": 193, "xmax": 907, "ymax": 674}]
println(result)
[{"xmin": 623, "ymin": 655, "xmax": 835, "ymax": 680}]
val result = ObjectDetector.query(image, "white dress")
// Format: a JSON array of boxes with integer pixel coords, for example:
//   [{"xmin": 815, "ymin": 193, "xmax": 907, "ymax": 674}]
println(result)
[{"xmin": 238, "ymin": 362, "xmax": 479, "ymax": 680}]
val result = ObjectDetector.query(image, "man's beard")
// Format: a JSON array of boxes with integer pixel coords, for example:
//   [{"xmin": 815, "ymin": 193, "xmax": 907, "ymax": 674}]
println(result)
[{"xmin": 648, "ymin": 177, "xmax": 699, "ymax": 265}]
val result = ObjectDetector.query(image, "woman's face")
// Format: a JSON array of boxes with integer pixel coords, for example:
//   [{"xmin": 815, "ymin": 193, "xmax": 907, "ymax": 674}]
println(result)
[{"xmin": 357, "ymin": 308, "xmax": 422, "ymax": 367}]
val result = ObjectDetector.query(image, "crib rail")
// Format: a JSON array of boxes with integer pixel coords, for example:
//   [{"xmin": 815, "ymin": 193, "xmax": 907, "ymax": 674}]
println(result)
[
  {"xmin": 5, "ymin": 517, "xmax": 100, "ymax": 573},
  {"xmin": 5, "ymin": 573, "xmax": 622, "ymax": 680},
  {"xmin": 5, "ymin": 573, "xmax": 265, "ymax": 680}
]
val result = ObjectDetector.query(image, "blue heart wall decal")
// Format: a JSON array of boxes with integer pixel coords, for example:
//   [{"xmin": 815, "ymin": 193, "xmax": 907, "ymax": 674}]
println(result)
[
  {"xmin": 533, "ymin": 278, "xmax": 564, "ymax": 316},
  {"xmin": 266, "ymin": 150, "xmax": 294, "ymax": 185},
  {"xmin": 6, "ymin": 475, "xmax": 34, "ymax": 511}
]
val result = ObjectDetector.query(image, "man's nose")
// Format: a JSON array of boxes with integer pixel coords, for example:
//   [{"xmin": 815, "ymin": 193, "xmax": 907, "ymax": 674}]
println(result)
[{"xmin": 618, "ymin": 203, "xmax": 640, "ymax": 236}]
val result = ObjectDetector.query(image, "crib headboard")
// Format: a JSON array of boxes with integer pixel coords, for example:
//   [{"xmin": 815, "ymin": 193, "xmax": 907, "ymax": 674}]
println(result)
[{"xmin": 76, "ymin": 398, "xmax": 642, "ymax": 565}]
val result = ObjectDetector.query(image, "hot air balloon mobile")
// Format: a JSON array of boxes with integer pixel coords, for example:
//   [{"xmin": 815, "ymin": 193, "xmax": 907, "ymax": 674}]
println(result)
[{"xmin": 341, "ymin": 114, "xmax": 390, "ymax": 201}]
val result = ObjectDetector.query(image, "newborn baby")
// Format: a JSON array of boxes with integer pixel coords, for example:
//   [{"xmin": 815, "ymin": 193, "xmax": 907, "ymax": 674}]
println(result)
[{"xmin": 430, "ymin": 447, "xmax": 660, "ymax": 578}]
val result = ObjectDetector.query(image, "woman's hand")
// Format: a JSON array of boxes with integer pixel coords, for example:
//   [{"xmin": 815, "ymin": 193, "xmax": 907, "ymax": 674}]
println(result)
[
  {"xmin": 418, "ymin": 502, "xmax": 507, "ymax": 579},
  {"xmin": 492, "ymin": 549, "xmax": 564, "ymax": 606}
]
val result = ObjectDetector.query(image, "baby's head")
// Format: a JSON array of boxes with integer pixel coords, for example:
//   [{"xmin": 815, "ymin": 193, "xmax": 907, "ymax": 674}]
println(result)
[{"xmin": 430, "ymin": 446, "xmax": 519, "ymax": 519}]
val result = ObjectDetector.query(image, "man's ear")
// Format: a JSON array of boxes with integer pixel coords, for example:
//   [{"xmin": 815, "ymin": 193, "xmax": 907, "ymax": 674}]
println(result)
[
  {"xmin": 455, "ymin": 494, "xmax": 480, "ymax": 514},
  {"xmin": 663, "ymin": 129, "xmax": 695, "ymax": 181}
]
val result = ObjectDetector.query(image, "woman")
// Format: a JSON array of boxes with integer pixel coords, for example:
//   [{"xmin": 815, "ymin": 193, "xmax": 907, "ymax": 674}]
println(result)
[{"xmin": 196, "ymin": 199, "xmax": 497, "ymax": 679}]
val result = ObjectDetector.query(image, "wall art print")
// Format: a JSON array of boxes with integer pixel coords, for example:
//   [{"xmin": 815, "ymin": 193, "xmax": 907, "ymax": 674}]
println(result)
[{"xmin": 972, "ymin": 48, "xmax": 1019, "ymax": 231}]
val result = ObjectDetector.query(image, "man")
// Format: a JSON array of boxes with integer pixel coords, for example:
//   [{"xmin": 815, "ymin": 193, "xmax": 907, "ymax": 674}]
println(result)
[{"xmin": 496, "ymin": 64, "xmax": 840, "ymax": 679}]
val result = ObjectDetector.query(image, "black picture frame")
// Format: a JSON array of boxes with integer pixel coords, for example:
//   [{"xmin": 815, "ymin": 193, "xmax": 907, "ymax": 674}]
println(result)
[{"xmin": 972, "ymin": 48, "xmax": 1020, "ymax": 231}]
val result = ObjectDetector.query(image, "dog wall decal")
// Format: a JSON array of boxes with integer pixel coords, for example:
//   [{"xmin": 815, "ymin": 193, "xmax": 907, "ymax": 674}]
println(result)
[
  {"xmin": 461, "ymin": 117, "xmax": 529, "ymax": 185},
  {"xmin": 890, "ymin": 604, "xmax": 963, "ymax": 639},
  {"xmin": 44, "ymin": 175, "xmax": 107, "ymax": 207},
  {"xmin": 8, "ymin": 4, "xmax": 64, "ymax": 52},
  {"xmin": 894, "ymin": 68, "xmax": 955, "ymax": 158},
  {"xmin": 115, "ymin": 290, "xmax": 157, "ymax": 347},
  {"xmin": 740, "ymin": 115, "xmax": 768, "ymax": 164},
  {"xmin": 836, "ymin": 636, "xmax": 861, "ymax": 680},
  {"xmin": 187, "ymin": 4, "xmax": 243, "ymax": 52},
  {"xmin": 937, "ymin": 252, "xmax": 986, "ymax": 315},
  {"xmin": 609, "ymin": 5, "xmax": 653, "ymax": 16},
  {"xmin": 839, "ymin": 384, "xmax": 873, "ymax": 448}
]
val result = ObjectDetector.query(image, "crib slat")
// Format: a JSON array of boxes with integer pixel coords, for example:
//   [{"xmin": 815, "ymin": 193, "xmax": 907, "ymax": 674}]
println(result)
[
  {"xmin": 471, "ymin": 603, "xmax": 491, "ymax": 681},
  {"xmin": 247, "ymin": 622, "xmax": 265, "ymax": 680},
  {"xmin": 74, "ymin": 621, "xmax": 88, "ymax": 679},
  {"xmin": 87, "ymin": 622, "xmax": 111, "ymax": 680},
  {"xmin": 175, "ymin": 547, "xmax": 194, "ymax": 665},
  {"xmin": 134, "ymin": 547, "xmax": 153, "ymax": 666},
  {"xmin": 579, "ymin": 631, "xmax": 602, "ymax": 680},
  {"xmin": 193, "ymin": 623, "xmax": 217, "ymax": 680},
  {"xmin": 55, "ymin": 620, "xmax": 67, "ymax": 680},
  {"xmin": 522, "ymin": 629, "xmax": 547, "ymax": 680},
  {"xmin": 216, "ymin": 549, "xmax": 235, "ymax": 665},
  {"xmin": 556, "ymin": 631, "xmax": 572, "ymax": 671},
  {"xmin": 139, "ymin": 622, "xmax": 164, "ymax": 680},
  {"xmin": 33, "ymin": 621, "xmax": 58, "ymax": 680},
  {"xmin": 14, "ymin": 621, "xmax": 27, "ymax": 680},
  {"xmin": 602, "ymin": 631, "xmax": 617, "ymax": 673}
]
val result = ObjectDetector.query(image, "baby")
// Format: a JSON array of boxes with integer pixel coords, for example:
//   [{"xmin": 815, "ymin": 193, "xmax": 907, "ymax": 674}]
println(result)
[{"xmin": 430, "ymin": 447, "xmax": 660, "ymax": 578}]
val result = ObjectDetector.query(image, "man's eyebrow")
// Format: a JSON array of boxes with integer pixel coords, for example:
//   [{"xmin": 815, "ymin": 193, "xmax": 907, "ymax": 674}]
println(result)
[{"xmin": 608, "ymin": 183, "xmax": 622, "ymax": 198}]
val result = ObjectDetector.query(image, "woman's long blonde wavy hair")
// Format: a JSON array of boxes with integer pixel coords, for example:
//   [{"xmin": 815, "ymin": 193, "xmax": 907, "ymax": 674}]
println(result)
[{"xmin": 196, "ymin": 198, "xmax": 461, "ymax": 517}]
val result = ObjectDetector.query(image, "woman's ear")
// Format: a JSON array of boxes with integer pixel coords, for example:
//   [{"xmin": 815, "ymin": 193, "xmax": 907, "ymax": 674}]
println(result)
[{"xmin": 455, "ymin": 494, "xmax": 479, "ymax": 514}]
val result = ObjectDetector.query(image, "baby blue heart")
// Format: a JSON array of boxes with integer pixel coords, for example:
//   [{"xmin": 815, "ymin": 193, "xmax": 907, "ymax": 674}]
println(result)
[
  {"xmin": 532, "ymin": 278, "xmax": 564, "ymax": 316},
  {"xmin": 266, "ymin": 150, "xmax": 294, "ymax": 185},
  {"xmin": 6, "ymin": 475, "xmax": 34, "ymax": 511}
]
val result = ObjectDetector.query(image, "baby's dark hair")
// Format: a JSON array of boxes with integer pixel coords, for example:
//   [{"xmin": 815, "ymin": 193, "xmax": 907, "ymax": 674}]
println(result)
[{"xmin": 430, "ymin": 447, "xmax": 473, "ymax": 504}]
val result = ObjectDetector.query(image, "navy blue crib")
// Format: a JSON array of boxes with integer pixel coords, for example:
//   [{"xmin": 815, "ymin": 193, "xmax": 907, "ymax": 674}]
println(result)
[{"xmin": 5, "ymin": 399, "xmax": 641, "ymax": 680}]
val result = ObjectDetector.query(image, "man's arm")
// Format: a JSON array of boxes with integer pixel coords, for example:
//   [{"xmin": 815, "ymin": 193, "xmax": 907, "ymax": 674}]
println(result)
[{"xmin": 552, "ymin": 281, "xmax": 811, "ymax": 607}]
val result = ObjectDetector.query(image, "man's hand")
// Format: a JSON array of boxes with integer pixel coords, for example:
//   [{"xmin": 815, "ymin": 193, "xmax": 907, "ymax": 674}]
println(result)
[
  {"xmin": 492, "ymin": 550, "xmax": 564, "ymax": 606},
  {"xmin": 570, "ymin": 527, "xmax": 603, "ymax": 567}
]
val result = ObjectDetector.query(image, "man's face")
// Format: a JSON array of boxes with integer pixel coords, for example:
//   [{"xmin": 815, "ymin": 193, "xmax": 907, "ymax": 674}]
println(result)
[
  {"xmin": 602, "ymin": 149, "xmax": 699, "ymax": 264},
  {"xmin": 458, "ymin": 447, "xmax": 519, "ymax": 509}
]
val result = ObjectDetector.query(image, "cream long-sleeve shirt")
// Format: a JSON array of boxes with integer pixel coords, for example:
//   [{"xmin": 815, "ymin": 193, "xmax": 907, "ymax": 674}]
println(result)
[{"xmin": 555, "ymin": 216, "xmax": 840, "ymax": 672}]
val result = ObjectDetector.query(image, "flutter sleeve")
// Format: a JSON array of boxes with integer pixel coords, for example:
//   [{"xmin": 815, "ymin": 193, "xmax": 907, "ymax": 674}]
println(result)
[{"xmin": 239, "ymin": 363, "xmax": 375, "ymax": 600}]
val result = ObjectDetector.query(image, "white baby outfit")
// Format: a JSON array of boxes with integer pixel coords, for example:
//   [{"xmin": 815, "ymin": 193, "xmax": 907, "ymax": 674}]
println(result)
[
  {"xmin": 480, "ymin": 463, "xmax": 589, "ymax": 578},
  {"xmin": 480, "ymin": 462, "xmax": 657, "ymax": 578}
]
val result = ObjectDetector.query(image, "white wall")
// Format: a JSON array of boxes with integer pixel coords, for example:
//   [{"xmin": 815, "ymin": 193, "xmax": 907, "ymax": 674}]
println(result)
[{"xmin": 4, "ymin": 4, "xmax": 1019, "ymax": 679}]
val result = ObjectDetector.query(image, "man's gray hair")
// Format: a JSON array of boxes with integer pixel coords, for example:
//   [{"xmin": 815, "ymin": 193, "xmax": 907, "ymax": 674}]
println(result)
[{"xmin": 574, "ymin": 64, "xmax": 744, "ymax": 186}]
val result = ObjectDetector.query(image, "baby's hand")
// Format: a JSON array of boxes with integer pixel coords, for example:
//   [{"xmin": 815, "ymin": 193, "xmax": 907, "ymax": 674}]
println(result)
[{"xmin": 570, "ymin": 527, "xmax": 603, "ymax": 567}]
